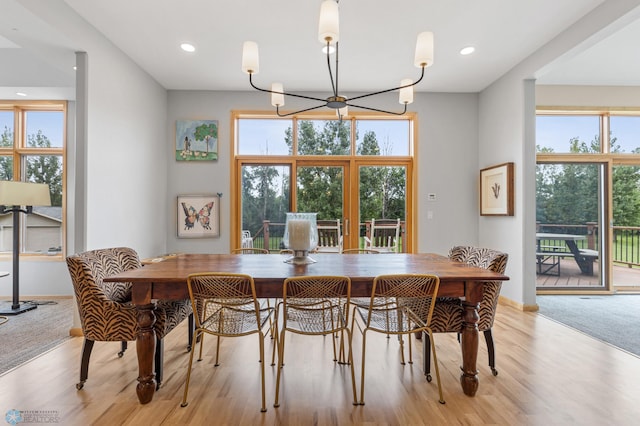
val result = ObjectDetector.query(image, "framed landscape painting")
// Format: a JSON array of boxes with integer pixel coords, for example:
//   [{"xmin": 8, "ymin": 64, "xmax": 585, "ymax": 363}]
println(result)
[
  {"xmin": 177, "ymin": 194, "xmax": 220, "ymax": 238},
  {"xmin": 480, "ymin": 162, "xmax": 514, "ymax": 216},
  {"xmin": 176, "ymin": 120, "xmax": 218, "ymax": 161}
]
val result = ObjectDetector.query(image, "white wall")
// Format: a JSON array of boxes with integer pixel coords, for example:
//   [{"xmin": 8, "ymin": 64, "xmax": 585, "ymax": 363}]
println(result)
[
  {"xmin": 477, "ymin": 1, "xmax": 640, "ymax": 308},
  {"xmin": 537, "ymin": 85, "xmax": 640, "ymax": 106},
  {"xmin": 0, "ymin": 1, "xmax": 168, "ymax": 297},
  {"xmin": 166, "ymin": 90, "xmax": 480, "ymax": 257}
]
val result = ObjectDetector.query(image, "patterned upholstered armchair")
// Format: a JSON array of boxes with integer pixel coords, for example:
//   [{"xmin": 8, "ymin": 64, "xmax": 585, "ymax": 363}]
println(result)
[
  {"xmin": 423, "ymin": 246, "xmax": 508, "ymax": 380},
  {"xmin": 66, "ymin": 247, "xmax": 192, "ymax": 390}
]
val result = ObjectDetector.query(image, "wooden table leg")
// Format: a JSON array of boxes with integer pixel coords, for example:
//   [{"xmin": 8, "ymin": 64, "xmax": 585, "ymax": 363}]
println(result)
[
  {"xmin": 460, "ymin": 283, "xmax": 481, "ymax": 396},
  {"xmin": 136, "ymin": 302, "xmax": 157, "ymax": 404}
]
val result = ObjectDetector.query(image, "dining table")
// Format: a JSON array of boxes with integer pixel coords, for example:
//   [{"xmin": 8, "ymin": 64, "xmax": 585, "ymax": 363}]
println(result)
[{"xmin": 104, "ymin": 252, "xmax": 509, "ymax": 404}]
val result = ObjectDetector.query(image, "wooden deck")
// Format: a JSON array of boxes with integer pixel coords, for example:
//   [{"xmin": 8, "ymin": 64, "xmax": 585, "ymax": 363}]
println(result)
[{"xmin": 536, "ymin": 258, "xmax": 640, "ymax": 292}]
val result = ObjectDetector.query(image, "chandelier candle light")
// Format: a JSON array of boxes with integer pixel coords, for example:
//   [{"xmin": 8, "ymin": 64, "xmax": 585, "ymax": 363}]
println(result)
[
  {"xmin": 283, "ymin": 213, "xmax": 319, "ymax": 264},
  {"xmin": 241, "ymin": 0, "xmax": 434, "ymax": 118}
]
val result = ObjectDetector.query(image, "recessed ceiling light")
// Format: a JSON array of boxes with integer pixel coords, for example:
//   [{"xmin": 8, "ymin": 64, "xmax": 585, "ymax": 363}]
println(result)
[
  {"xmin": 181, "ymin": 43, "xmax": 196, "ymax": 53},
  {"xmin": 460, "ymin": 46, "xmax": 475, "ymax": 55},
  {"xmin": 15, "ymin": 92, "xmax": 27, "ymax": 97}
]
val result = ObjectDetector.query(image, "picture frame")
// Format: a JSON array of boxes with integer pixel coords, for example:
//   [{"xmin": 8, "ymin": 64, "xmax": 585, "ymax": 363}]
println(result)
[
  {"xmin": 177, "ymin": 194, "xmax": 220, "ymax": 238},
  {"xmin": 175, "ymin": 120, "xmax": 218, "ymax": 161},
  {"xmin": 480, "ymin": 162, "xmax": 514, "ymax": 216}
]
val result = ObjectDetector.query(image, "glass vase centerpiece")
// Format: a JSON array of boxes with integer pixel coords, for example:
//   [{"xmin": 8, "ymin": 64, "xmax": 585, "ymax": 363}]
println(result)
[{"xmin": 283, "ymin": 212, "xmax": 318, "ymax": 264}]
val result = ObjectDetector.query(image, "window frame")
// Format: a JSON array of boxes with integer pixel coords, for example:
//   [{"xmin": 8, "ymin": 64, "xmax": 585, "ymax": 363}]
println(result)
[
  {"xmin": 231, "ymin": 110, "xmax": 417, "ymax": 252},
  {"xmin": 0, "ymin": 100, "xmax": 67, "ymax": 259}
]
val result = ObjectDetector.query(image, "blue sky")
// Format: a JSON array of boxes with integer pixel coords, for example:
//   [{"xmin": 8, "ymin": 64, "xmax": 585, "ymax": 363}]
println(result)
[
  {"xmin": 537, "ymin": 115, "xmax": 640, "ymax": 153},
  {"xmin": 0, "ymin": 110, "xmax": 64, "ymax": 147},
  {"xmin": 237, "ymin": 118, "xmax": 410, "ymax": 155}
]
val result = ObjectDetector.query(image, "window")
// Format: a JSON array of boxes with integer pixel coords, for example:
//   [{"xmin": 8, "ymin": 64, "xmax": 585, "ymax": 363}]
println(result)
[
  {"xmin": 233, "ymin": 112, "xmax": 415, "ymax": 252},
  {"xmin": 0, "ymin": 102, "xmax": 66, "ymax": 256},
  {"xmin": 536, "ymin": 108, "xmax": 640, "ymax": 292}
]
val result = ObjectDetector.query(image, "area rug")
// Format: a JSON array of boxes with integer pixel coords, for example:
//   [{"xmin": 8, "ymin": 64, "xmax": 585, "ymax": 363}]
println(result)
[
  {"xmin": 0, "ymin": 298, "xmax": 74, "ymax": 375},
  {"xmin": 537, "ymin": 294, "xmax": 640, "ymax": 357}
]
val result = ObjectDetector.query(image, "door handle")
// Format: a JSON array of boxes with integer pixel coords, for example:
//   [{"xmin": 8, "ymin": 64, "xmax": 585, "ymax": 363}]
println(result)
[{"xmin": 344, "ymin": 218, "xmax": 349, "ymax": 236}]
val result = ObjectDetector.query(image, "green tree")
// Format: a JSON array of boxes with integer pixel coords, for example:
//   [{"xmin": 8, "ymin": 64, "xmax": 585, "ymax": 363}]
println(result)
[
  {"xmin": 194, "ymin": 122, "xmax": 218, "ymax": 154},
  {"xmin": 26, "ymin": 130, "xmax": 63, "ymax": 206},
  {"xmin": 0, "ymin": 126, "xmax": 14, "ymax": 180},
  {"xmin": 537, "ymin": 132, "xmax": 640, "ymax": 229},
  {"xmin": 285, "ymin": 120, "xmax": 348, "ymax": 220}
]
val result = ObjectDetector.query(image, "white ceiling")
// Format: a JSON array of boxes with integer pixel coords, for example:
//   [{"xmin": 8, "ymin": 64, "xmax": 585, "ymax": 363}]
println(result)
[{"xmin": 1, "ymin": 0, "xmax": 640, "ymax": 100}]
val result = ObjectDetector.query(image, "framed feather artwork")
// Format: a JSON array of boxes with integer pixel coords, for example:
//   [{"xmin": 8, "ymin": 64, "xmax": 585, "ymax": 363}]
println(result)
[
  {"xmin": 177, "ymin": 194, "xmax": 220, "ymax": 237},
  {"xmin": 480, "ymin": 162, "xmax": 514, "ymax": 216}
]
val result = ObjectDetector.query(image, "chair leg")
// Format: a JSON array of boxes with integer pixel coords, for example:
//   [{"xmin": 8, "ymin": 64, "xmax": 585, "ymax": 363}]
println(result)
[
  {"xmin": 358, "ymin": 329, "xmax": 368, "ymax": 405},
  {"xmin": 426, "ymin": 329, "xmax": 445, "ymax": 404},
  {"xmin": 423, "ymin": 332, "xmax": 432, "ymax": 382},
  {"xmin": 155, "ymin": 338, "xmax": 164, "ymax": 390},
  {"xmin": 483, "ymin": 328, "xmax": 498, "ymax": 376},
  {"xmin": 273, "ymin": 328, "xmax": 287, "ymax": 407},
  {"xmin": 77, "ymin": 339, "xmax": 95, "ymax": 390},
  {"xmin": 118, "ymin": 341, "xmax": 127, "ymax": 358},
  {"xmin": 181, "ymin": 330, "xmax": 201, "ymax": 407},
  {"xmin": 187, "ymin": 313, "xmax": 195, "ymax": 352}
]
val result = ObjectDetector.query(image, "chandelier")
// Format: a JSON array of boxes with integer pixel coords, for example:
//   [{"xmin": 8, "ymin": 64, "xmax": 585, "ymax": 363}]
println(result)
[{"xmin": 241, "ymin": 0, "xmax": 434, "ymax": 118}]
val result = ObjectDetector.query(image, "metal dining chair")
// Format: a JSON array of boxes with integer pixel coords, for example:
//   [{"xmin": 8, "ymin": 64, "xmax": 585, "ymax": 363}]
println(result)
[
  {"xmin": 232, "ymin": 247, "xmax": 269, "ymax": 254},
  {"xmin": 273, "ymin": 275, "xmax": 358, "ymax": 407},
  {"xmin": 180, "ymin": 272, "xmax": 275, "ymax": 412},
  {"xmin": 354, "ymin": 273, "xmax": 445, "ymax": 405}
]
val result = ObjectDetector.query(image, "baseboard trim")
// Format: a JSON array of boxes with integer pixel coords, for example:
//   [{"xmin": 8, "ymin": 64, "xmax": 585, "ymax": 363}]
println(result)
[{"xmin": 498, "ymin": 295, "xmax": 539, "ymax": 312}]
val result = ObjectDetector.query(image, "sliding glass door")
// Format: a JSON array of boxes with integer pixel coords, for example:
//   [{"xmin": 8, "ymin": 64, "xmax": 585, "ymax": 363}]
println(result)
[{"xmin": 536, "ymin": 162, "xmax": 606, "ymax": 290}]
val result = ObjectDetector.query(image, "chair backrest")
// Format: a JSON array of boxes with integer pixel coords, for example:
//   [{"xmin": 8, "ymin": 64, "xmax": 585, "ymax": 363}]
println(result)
[
  {"xmin": 367, "ymin": 219, "xmax": 401, "ymax": 253},
  {"xmin": 241, "ymin": 230, "xmax": 253, "ymax": 248},
  {"xmin": 341, "ymin": 248, "xmax": 379, "ymax": 254},
  {"xmin": 448, "ymin": 246, "xmax": 509, "ymax": 330},
  {"xmin": 65, "ymin": 247, "xmax": 141, "ymax": 341},
  {"xmin": 232, "ymin": 248, "xmax": 269, "ymax": 254},
  {"xmin": 282, "ymin": 275, "xmax": 351, "ymax": 333},
  {"xmin": 186, "ymin": 272, "xmax": 263, "ymax": 334},
  {"xmin": 367, "ymin": 274, "xmax": 440, "ymax": 330},
  {"xmin": 316, "ymin": 219, "xmax": 342, "ymax": 253}
]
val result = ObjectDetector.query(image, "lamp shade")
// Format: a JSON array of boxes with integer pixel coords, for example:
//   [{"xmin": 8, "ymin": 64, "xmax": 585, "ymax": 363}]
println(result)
[
  {"xmin": 0, "ymin": 181, "xmax": 51, "ymax": 207},
  {"xmin": 399, "ymin": 79, "xmax": 414, "ymax": 105},
  {"xmin": 414, "ymin": 31, "xmax": 434, "ymax": 68},
  {"xmin": 271, "ymin": 83, "xmax": 285, "ymax": 107},
  {"xmin": 242, "ymin": 41, "xmax": 259, "ymax": 74},
  {"xmin": 318, "ymin": 0, "xmax": 339, "ymax": 44}
]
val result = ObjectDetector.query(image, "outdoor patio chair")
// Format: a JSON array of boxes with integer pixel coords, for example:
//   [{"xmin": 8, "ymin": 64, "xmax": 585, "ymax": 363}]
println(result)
[
  {"xmin": 315, "ymin": 219, "xmax": 343, "ymax": 253},
  {"xmin": 364, "ymin": 218, "xmax": 401, "ymax": 253}
]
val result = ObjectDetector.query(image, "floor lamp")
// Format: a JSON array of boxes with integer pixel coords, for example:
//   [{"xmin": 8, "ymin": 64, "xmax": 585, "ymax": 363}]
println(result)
[{"xmin": 0, "ymin": 181, "xmax": 52, "ymax": 315}]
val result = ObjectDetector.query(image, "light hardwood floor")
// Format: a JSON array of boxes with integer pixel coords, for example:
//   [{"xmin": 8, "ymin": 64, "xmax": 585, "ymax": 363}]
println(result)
[{"xmin": 1, "ymin": 304, "xmax": 639, "ymax": 425}]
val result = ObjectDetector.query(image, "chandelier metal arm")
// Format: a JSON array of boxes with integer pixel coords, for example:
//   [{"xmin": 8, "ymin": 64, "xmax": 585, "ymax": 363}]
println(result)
[
  {"xmin": 249, "ymin": 73, "xmax": 327, "ymax": 103},
  {"xmin": 347, "ymin": 66, "xmax": 426, "ymax": 103},
  {"xmin": 275, "ymin": 104, "xmax": 327, "ymax": 117},
  {"xmin": 344, "ymin": 102, "xmax": 408, "ymax": 116},
  {"xmin": 326, "ymin": 40, "xmax": 338, "ymax": 97}
]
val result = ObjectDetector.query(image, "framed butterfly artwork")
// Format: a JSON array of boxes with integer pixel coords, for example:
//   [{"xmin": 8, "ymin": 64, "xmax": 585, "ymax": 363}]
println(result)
[
  {"xmin": 480, "ymin": 162, "xmax": 514, "ymax": 216},
  {"xmin": 177, "ymin": 194, "xmax": 220, "ymax": 238}
]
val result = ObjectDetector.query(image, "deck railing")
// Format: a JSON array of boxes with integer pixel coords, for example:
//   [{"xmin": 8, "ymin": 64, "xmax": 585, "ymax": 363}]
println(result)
[
  {"xmin": 537, "ymin": 222, "xmax": 640, "ymax": 268},
  {"xmin": 246, "ymin": 220, "xmax": 406, "ymax": 253}
]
